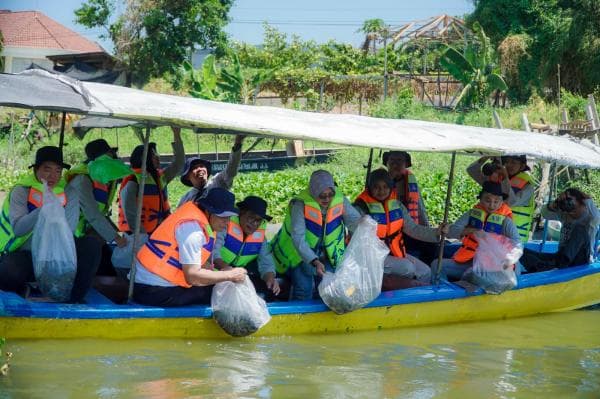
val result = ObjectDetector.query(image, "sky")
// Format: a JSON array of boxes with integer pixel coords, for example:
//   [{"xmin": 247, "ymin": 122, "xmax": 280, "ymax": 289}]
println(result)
[{"xmin": 1, "ymin": 0, "xmax": 474, "ymax": 52}]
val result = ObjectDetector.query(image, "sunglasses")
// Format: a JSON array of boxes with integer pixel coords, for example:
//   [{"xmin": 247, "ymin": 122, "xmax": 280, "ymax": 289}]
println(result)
[{"xmin": 318, "ymin": 192, "xmax": 335, "ymax": 200}]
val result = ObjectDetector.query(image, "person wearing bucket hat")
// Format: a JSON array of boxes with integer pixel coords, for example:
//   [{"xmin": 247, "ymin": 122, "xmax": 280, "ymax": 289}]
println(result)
[
  {"xmin": 176, "ymin": 135, "xmax": 246, "ymax": 208},
  {"xmin": 271, "ymin": 169, "xmax": 362, "ymax": 301},
  {"xmin": 133, "ymin": 187, "xmax": 247, "ymax": 307},
  {"xmin": 467, "ymin": 154, "xmax": 534, "ymax": 242},
  {"xmin": 0, "ymin": 146, "xmax": 104, "ymax": 302},
  {"xmin": 212, "ymin": 195, "xmax": 282, "ymax": 298},
  {"xmin": 354, "ymin": 169, "xmax": 448, "ymax": 287},
  {"xmin": 432, "ymin": 181, "xmax": 521, "ymax": 281},
  {"xmin": 117, "ymin": 126, "xmax": 185, "ymax": 235}
]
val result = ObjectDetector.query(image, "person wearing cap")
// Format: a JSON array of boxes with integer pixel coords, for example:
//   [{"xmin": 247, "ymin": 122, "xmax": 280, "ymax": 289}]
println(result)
[
  {"xmin": 271, "ymin": 169, "xmax": 361, "ymax": 301},
  {"xmin": 133, "ymin": 187, "xmax": 247, "ymax": 306},
  {"xmin": 0, "ymin": 146, "xmax": 102, "ymax": 302},
  {"xmin": 354, "ymin": 169, "xmax": 448, "ymax": 285},
  {"xmin": 177, "ymin": 135, "xmax": 245, "ymax": 208},
  {"xmin": 433, "ymin": 181, "xmax": 521, "ymax": 281},
  {"xmin": 212, "ymin": 195, "xmax": 281, "ymax": 298},
  {"xmin": 467, "ymin": 155, "xmax": 535, "ymax": 242},
  {"xmin": 117, "ymin": 126, "xmax": 185, "ymax": 235}
]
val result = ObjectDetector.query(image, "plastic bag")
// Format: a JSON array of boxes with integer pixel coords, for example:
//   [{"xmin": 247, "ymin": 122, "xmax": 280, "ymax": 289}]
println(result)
[
  {"xmin": 31, "ymin": 182, "xmax": 77, "ymax": 301},
  {"xmin": 211, "ymin": 276, "xmax": 271, "ymax": 337},
  {"xmin": 87, "ymin": 154, "xmax": 132, "ymax": 184},
  {"xmin": 318, "ymin": 216, "xmax": 389, "ymax": 314},
  {"xmin": 465, "ymin": 232, "xmax": 523, "ymax": 294},
  {"xmin": 111, "ymin": 233, "xmax": 148, "ymax": 269}
]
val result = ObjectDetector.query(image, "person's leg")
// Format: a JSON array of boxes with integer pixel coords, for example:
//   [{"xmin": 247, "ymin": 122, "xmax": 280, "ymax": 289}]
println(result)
[
  {"xmin": 404, "ymin": 235, "xmax": 438, "ymax": 265},
  {"xmin": 133, "ymin": 283, "xmax": 212, "ymax": 306},
  {"xmin": 557, "ymin": 224, "xmax": 591, "ymax": 267},
  {"xmin": 520, "ymin": 248, "xmax": 558, "ymax": 273},
  {"xmin": 383, "ymin": 255, "xmax": 416, "ymax": 278},
  {"xmin": 0, "ymin": 251, "xmax": 34, "ymax": 295},
  {"xmin": 289, "ymin": 262, "xmax": 316, "ymax": 301},
  {"xmin": 431, "ymin": 258, "xmax": 471, "ymax": 281},
  {"xmin": 406, "ymin": 254, "xmax": 432, "ymax": 283},
  {"xmin": 70, "ymin": 236, "xmax": 103, "ymax": 302}
]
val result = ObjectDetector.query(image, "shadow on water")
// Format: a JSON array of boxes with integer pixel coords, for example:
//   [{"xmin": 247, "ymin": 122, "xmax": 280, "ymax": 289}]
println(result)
[{"xmin": 1, "ymin": 311, "xmax": 599, "ymax": 398}]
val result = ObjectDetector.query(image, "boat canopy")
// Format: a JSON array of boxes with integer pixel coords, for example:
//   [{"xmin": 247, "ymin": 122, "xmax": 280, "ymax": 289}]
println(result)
[{"xmin": 2, "ymin": 69, "xmax": 600, "ymax": 168}]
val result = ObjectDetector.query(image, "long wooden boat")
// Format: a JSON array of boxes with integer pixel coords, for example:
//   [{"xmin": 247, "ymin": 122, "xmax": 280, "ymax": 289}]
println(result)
[{"xmin": 1, "ymin": 242, "xmax": 599, "ymax": 340}]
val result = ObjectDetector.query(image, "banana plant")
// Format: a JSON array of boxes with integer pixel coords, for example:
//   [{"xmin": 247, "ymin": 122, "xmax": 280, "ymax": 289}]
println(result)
[{"xmin": 440, "ymin": 22, "xmax": 508, "ymax": 109}]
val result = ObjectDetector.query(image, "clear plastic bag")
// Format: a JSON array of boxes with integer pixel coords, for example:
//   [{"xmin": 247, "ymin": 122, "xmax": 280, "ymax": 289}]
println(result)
[
  {"xmin": 465, "ymin": 232, "xmax": 523, "ymax": 294},
  {"xmin": 211, "ymin": 276, "xmax": 271, "ymax": 337},
  {"xmin": 31, "ymin": 182, "xmax": 77, "ymax": 301},
  {"xmin": 111, "ymin": 233, "xmax": 148, "ymax": 269},
  {"xmin": 318, "ymin": 216, "xmax": 389, "ymax": 314}
]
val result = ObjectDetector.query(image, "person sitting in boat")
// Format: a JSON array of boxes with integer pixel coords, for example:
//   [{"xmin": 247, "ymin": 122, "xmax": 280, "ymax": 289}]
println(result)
[
  {"xmin": 212, "ymin": 195, "xmax": 282, "ymax": 299},
  {"xmin": 434, "ymin": 181, "xmax": 521, "ymax": 281},
  {"xmin": 66, "ymin": 139, "xmax": 131, "ymax": 275},
  {"xmin": 520, "ymin": 188, "xmax": 600, "ymax": 272},
  {"xmin": 132, "ymin": 187, "xmax": 247, "ymax": 306},
  {"xmin": 0, "ymin": 146, "xmax": 102, "ymax": 302},
  {"xmin": 117, "ymin": 126, "xmax": 184, "ymax": 235},
  {"xmin": 271, "ymin": 169, "xmax": 361, "ymax": 301},
  {"xmin": 383, "ymin": 151, "xmax": 437, "ymax": 265},
  {"xmin": 354, "ymin": 169, "xmax": 447, "ymax": 286},
  {"xmin": 467, "ymin": 155, "xmax": 535, "ymax": 242},
  {"xmin": 177, "ymin": 135, "xmax": 245, "ymax": 208}
]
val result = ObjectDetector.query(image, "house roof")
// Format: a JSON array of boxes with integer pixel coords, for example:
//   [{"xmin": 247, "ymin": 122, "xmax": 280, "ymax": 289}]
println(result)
[{"xmin": 0, "ymin": 10, "xmax": 103, "ymax": 53}]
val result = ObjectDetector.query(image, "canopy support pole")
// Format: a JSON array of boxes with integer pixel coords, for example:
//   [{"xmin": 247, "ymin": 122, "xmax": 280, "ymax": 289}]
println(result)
[
  {"xmin": 539, "ymin": 162, "xmax": 558, "ymax": 252},
  {"xmin": 432, "ymin": 151, "xmax": 457, "ymax": 286},
  {"xmin": 58, "ymin": 112, "xmax": 66, "ymax": 150},
  {"xmin": 364, "ymin": 148, "xmax": 374, "ymax": 187},
  {"xmin": 127, "ymin": 123, "xmax": 152, "ymax": 303}
]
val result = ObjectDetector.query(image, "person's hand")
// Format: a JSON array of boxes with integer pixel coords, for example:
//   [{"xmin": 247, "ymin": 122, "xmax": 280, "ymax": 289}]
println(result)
[
  {"xmin": 114, "ymin": 235, "xmax": 128, "ymax": 248},
  {"xmin": 228, "ymin": 267, "xmax": 247, "ymax": 283},
  {"xmin": 265, "ymin": 275, "xmax": 281, "ymax": 295},
  {"xmin": 437, "ymin": 222, "xmax": 449, "ymax": 236},
  {"xmin": 313, "ymin": 260, "xmax": 326, "ymax": 277},
  {"xmin": 460, "ymin": 227, "xmax": 479, "ymax": 238}
]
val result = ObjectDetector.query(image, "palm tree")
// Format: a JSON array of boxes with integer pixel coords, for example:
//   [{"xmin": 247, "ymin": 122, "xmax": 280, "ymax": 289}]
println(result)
[{"xmin": 359, "ymin": 19, "xmax": 386, "ymax": 54}]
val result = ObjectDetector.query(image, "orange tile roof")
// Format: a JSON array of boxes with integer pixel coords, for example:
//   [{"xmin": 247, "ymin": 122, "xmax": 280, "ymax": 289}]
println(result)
[{"xmin": 0, "ymin": 10, "xmax": 103, "ymax": 52}]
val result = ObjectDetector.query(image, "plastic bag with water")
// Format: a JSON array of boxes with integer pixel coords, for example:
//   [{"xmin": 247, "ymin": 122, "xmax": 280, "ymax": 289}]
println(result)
[
  {"xmin": 31, "ymin": 183, "xmax": 77, "ymax": 301},
  {"xmin": 211, "ymin": 276, "xmax": 271, "ymax": 337},
  {"xmin": 318, "ymin": 216, "xmax": 389, "ymax": 314}
]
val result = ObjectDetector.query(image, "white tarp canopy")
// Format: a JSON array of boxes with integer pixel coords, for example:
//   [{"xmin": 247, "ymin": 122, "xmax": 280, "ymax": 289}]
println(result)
[{"xmin": 2, "ymin": 70, "xmax": 600, "ymax": 168}]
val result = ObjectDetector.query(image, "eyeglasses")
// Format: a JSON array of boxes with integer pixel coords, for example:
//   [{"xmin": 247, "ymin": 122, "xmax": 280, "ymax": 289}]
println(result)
[{"xmin": 318, "ymin": 192, "xmax": 335, "ymax": 200}]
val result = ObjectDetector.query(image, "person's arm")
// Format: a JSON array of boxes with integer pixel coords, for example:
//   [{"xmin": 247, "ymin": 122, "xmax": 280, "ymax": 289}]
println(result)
[
  {"xmin": 212, "ymin": 230, "xmax": 232, "ymax": 271},
  {"xmin": 177, "ymin": 188, "xmax": 199, "ymax": 209},
  {"xmin": 502, "ymin": 217, "xmax": 522, "ymax": 246},
  {"xmin": 161, "ymin": 127, "xmax": 185, "ymax": 184},
  {"xmin": 290, "ymin": 200, "xmax": 319, "ymax": 264},
  {"xmin": 417, "ymin": 195, "xmax": 430, "ymax": 226},
  {"xmin": 466, "ymin": 157, "xmax": 487, "ymax": 185},
  {"xmin": 352, "ymin": 199, "xmax": 369, "ymax": 216},
  {"xmin": 9, "ymin": 186, "xmax": 41, "ymax": 236},
  {"xmin": 504, "ymin": 180, "xmax": 535, "ymax": 208},
  {"xmin": 207, "ymin": 135, "xmax": 244, "ymax": 191},
  {"xmin": 585, "ymin": 199, "xmax": 600, "ymax": 227},
  {"xmin": 121, "ymin": 180, "xmax": 146, "ymax": 234},
  {"xmin": 401, "ymin": 203, "xmax": 441, "ymax": 242},
  {"xmin": 63, "ymin": 183, "xmax": 81, "ymax": 233},
  {"xmin": 342, "ymin": 197, "xmax": 362, "ymax": 233},
  {"xmin": 446, "ymin": 211, "xmax": 470, "ymax": 240},
  {"xmin": 258, "ymin": 240, "xmax": 280, "ymax": 295}
]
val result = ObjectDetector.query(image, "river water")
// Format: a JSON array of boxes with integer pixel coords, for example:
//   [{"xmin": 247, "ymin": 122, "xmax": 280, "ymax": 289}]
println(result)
[{"xmin": 1, "ymin": 311, "xmax": 599, "ymax": 398}]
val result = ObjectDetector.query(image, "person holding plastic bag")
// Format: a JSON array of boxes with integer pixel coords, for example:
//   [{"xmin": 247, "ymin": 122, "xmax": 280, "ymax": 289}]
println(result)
[
  {"xmin": 433, "ymin": 181, "xmax": 521, "ymax": 281},
  {"xmin": 271, "ymin": 170, "xmax": 361, "ymax": 301},
  {"xmin": 0, "ymin": 146, "xmax": 102, "ymax": 302},
  {"xmin": 354, "ymin": 169, "xmax": 448, "ymax": 287},
  {"xmin": 133, "ymin": 188, "xmax": 247, "ymax": 306}
]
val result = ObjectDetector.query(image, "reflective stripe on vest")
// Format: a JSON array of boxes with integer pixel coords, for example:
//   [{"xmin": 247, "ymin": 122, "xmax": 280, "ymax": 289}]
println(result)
[
  {"xmin": 136, "ymin": 201, "xmax": 214, "ymax": 287},
  {"xmin": 0, "ymin": 173, "xmax": 67, "ymax": 253},
  {"xmin": 509, "ymin": 172, "xmax": 534, "ymax": 243},
  {"xmin": 453, "ymin": 203, "xmax": 513, "ymax": 263},
  {"xmin": 117, "ymin": 168, "xmax": 171, "ymax": 234},
  {"xmin": 356, "ymin": 189, "xmax": 406, "ymax": 258},
  {"xmin": 220, "ymin": 216, "xmax": 266, "ymax": 267},
  {"xmin": 396, "ymin": 170, "xmax": 420, "ymax": 223},
  {"xmin": 272, "ymin": 189, "xmax": 346, "ymax": 274}
]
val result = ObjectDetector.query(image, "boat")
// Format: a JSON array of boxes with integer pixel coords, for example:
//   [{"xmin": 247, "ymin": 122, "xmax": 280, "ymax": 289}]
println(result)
[{"xmin": 0, "ymin": 69, "xmax": 599, "ymax": 339}]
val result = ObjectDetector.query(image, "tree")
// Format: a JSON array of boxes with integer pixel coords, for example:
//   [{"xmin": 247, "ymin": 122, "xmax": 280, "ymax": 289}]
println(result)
[
  {"xmin": 0, "ymin": 30, "xmax": 4, "ymax": 71},
  {"xmin": 359, "ymin": 19, "xmax": 386, "ymax": 53},
  {"xmin": 75, "ymin": 0, "xmax": 233, "ymax": 86},
  {"xmin": 440, "ymin": 22, "xmax": 508, "ymax": 108}
]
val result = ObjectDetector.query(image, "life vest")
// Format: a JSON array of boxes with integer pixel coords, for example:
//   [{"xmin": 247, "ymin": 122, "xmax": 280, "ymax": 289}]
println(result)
[
  {"xmin": 66, "ymin": 163, "xmax": 117, "ymax": 237},
  {"xmin": 508, "ymin": 172, "xmax": 535, "ymax": 243},
  {"xmin": 117, "ymin": 168, "xmax": 170, "ymax": 234},
  {"xmin": 0, "ymin": 173, "xmax": 67, "ymax": 253},
  {"xmin": 272, "ymin": 189, "xmax": 346, "ymax": 274},
  {"xmin": 453, "ymin": 203, "xmax": 513, "ymax": 263},
  {"xmin": 355, "ymin": 189, "xmax": 405, "ymax": 257},
  {"xmin": 220, "ymin": 216, "xmax": 267, "ymax": 267},
  {"xmin": 395, "ymin": 170, "xmax": 421, "ymax": 223},
  {"xmin": 136, "ymin": 201, "xmax": 215, "ymax": 288}
]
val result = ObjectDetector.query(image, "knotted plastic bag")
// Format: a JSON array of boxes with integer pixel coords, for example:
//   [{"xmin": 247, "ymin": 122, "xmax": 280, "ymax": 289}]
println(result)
[
  {"xmin": 318, "ymin": 216, "xmax": 389, "ymax": 314},
  {"xmin": 87, "ymin": 154, "xmax": 132, "ymax": 184},
  {"xmin": 464, "ymin": 232, "xmax": 522, "ymax": 294},
  {"xmin": 211, "ymin": 276, "xmax": 271, "ymax": 337},
  {"xmin": 31, "ymin": 182, "xmax": 77, "ymax": 301}
]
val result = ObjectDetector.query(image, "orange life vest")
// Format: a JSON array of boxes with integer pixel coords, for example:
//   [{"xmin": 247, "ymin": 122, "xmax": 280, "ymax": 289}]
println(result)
[
  {"xmin": 355, "ymin": 189, "xmax": 406, "ymax": 257},
  {"xmin": 26, "ymin": 187, "xmax": 67, "ymax": 212},
  {"xmin": 395, "ymin": 170, "xmax": 421, "ymax": 223},
  {"xmin": 136, "ymin": 201, "xmax": 215, "ymax": 288},
  {"xmin": 453, "ymin": 203, "xmax": 513, "ymax": 263},
  {"xmin": 117, "ymin": 168, "xmax": 171, "ymax": 234}
]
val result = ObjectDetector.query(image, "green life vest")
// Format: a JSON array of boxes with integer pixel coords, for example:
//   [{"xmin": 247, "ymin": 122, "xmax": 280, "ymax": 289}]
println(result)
[
  {"xmin": 508, "ymin": 171, "xmax": 535, "ymax": 243},
  {"xmin": 0, "ymin": 173, "xmax": 66, "ymax": 253},
  {"xmin": 220, "ymin": 216, "xmax": 267, "ymax": 267},
  {"xmin": 271, "ymin": 189, "xmax": 346, "ymax": 274}
]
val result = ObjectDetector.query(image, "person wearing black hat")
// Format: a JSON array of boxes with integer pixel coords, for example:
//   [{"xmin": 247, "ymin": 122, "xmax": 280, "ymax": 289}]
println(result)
[
  {"xmin": 0, "ymin": 146, "xmax": 103, "ymax": 302},
  {"xmin": 133, "ymin": 187, "xmax": 247, "ymax": 306},
  {"xmin": 432, "ymin": 181, "xmax": 521, "ymax": 281},
  {"xmin": 177, "ymin": 135, "xmax": 245, "ymax": 208},
  {"xmin": 467, "ymin": 155, "xmax": 535, "ymax": 242},
  {"xmin": 117, "ymin": 126, "xmax": 185, "ymax": 235},
  {"xmin": 212, "ymin": 195, "xmax": 281, "ymax": 299}
]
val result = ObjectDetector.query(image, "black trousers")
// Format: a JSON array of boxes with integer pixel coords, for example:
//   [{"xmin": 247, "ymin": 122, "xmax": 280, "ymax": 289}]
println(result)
[
  {"xmin": 404, "ymin": 234, "xmax": 439, "ymax": 266},
  {"xmin": 0, "ymin": 236, "xmax": 103, "ymax": 302},
  {"xmin": 133, "ymin": 283, "xmax": 213, "ymax": 306}
]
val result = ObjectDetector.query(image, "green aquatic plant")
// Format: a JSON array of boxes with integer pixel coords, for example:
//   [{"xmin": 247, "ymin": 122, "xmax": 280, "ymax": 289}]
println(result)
[{"xmin": 0, "ymin": 337, "xmax": 12, "ymax": 376}]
